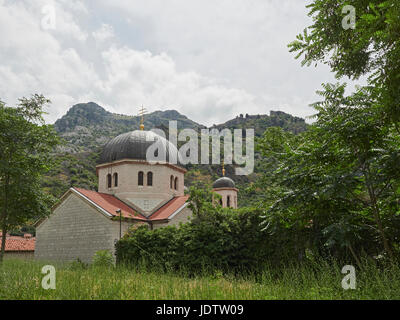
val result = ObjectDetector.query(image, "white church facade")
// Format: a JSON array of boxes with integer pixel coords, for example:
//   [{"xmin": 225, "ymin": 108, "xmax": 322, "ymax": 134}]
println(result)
[{"xmin": 35, "ymin": 126, "xmax": 238, "ymax": 263}]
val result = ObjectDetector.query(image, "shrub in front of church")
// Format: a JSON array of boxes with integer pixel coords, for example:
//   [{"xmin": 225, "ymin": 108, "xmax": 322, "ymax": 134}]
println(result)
[
  {"xmin": 69, "ymin": 258, "xmax": 89, "ymax": 270},
  {"xmin": 116, "ymin": 187, "xmax": 273, "ymax": 274},
  {"xmin": 92, "ymin": 250, "xmax": 114, "ymax": 268}
]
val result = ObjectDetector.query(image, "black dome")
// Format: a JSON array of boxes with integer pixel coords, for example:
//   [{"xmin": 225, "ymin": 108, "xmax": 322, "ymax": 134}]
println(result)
[
  {"xmin": 99, "ymin": 130, "xmax": 180, "ymax": 164},
  {"xmin": 212, "ymin": 177, "xmax": 235, "ymax": 189}
]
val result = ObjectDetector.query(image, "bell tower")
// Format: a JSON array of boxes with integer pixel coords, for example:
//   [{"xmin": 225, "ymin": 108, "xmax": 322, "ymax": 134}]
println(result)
[{"xmin": 212, "ymin": 162, "xmax": 238, "ymax": 209}]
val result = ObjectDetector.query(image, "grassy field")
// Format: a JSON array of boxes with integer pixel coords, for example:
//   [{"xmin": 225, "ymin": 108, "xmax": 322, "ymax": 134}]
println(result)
[{"xmin": 0, "ymin": 258, "xmax": 399, "ymax": 300}]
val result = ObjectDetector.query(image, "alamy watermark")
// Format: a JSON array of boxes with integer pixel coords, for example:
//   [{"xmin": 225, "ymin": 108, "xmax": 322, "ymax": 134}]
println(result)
[
  {"xmin": 41, "ymin": 265, "xmax": 56, "ymax": 290},
  {"xmin": 145, "ymin": 121, "xmax": 254, "ymax": 175},
  {"xmin": 341, "ymin": 265, "xmax": 356, "ymax": 290},
  {"xmin": 41, "ymin": 4, "xmax": 56, "ymax": 30},
  {"xmin": 342, "ymin": 5, "xmax": 356, "ymax": 30}
]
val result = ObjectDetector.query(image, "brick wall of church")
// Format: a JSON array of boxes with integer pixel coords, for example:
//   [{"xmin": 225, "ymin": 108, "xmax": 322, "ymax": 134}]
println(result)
[
  {"xmin": 152, "ymin": 206, "xmax": 193, "ymax": 229},
  {"xmin": 168, "ymin": 206, "xmax": 193, "ymax": 226},
  {"xmin": 4, "ymin": 252, "xmax": 35, "ymax": 260},
  {"xmin": 35, "ymin": 193, "xmax": 134, "ymax": 263}
]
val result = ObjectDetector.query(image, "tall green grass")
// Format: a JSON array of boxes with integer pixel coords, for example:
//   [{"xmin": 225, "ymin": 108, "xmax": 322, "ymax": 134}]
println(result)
[{"xmin": 0, "ymin": 258, "xmax": 399, "ymax": 300}]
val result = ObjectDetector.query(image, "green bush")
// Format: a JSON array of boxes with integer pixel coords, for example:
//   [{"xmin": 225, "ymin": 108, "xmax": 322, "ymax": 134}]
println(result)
[
  {"xmin": 69, "ymin": 258, "xmax": 89, "ymax": 270},
  {"xmin": 116, "ymin": 187, "xmax": 273, "ymax": 274},
  {"xmin": 92, "ymin": 250, "xmax": 114, "ymax": 268}
]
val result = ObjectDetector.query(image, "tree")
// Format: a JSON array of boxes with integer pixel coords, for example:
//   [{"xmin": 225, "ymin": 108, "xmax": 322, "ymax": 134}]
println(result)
[
  {"xmin": 0, "ymin": 95, "xmax": 59, "ymax": 263},
  {"xmin": 257, "ymin": 84, "xmax": 400, "ymax": 261},
  {"xmin": 272, "ymin": 0, "xmax": 400, "ymax": 261},
  {"xmin": 288, "ymin": 0, "xmax": 400, "ymax": 126}
]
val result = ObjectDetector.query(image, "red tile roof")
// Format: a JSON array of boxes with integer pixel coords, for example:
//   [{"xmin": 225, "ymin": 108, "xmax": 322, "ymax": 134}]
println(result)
[
  {"xmin": 73, "ymin": 187, "xmax": 146, "ymax": 221},
  {"xmin": 0, "ymin": 234, "xmax": 35, "ymax": 252},
  {"xmin": 149, "ymin": 195, "xmax": 190, "ymax": 221},
  {"xmin": 72, "ymin": 188, "xmax": 189, "ymax": 222}
]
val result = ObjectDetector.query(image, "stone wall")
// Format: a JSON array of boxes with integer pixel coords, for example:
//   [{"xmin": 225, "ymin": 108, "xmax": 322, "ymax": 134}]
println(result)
[
  {"xmin": 4, "ymin": 252, "xmax": 34, "ymax": 260},
  {"xmin": 152, "ymin": 205, "xmax": 192, "ymax": 229},
  {"xmin": 169, "ymin": 205, "xmax": 192, "ymax": 226},
  {"xmin": 35, "ymin": 192, "xmax": 133, "ymax": 263}
]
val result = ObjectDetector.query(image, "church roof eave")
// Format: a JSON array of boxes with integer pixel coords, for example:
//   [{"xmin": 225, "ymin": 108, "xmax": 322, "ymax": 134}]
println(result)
[
  {"xmin": 95, "ymin": 159, "xmax": 187, "ymax": 176},
  {"xmin": 36, "ymin": 188, "xmax": 191, "ymax": 229},
  {"xmin": 72, "ymin": 187, "xmax": 146, "ymax": 221}
]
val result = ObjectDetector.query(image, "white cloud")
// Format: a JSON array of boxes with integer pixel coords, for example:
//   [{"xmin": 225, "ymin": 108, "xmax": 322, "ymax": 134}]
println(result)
[
  {"xmin": 0, "ymin": 0, "xmax": 264, "ymax": 126},
  {"xmin": 96, "ymin": 0, "xmax": 342, "ymax": 120},
  {"xmin": 97, "ymin": 47, "xmax": 259, "ymax": 125},
  {"xmin": 0, "ymin": 0, "xmax": 361, "ymax": 127},
  {"xmin": 58, "ymin": 0, "xmax": 88, "ymax": 15},
  {"xmin": 92, "ymin": 24, "xmax": 114, "ymax": 43},
  {"xmin": 0, "ymin": 1, "xmax": 95, "ymax": 117}
]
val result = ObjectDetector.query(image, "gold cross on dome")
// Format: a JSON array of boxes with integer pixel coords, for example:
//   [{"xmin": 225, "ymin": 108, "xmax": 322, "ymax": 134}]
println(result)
[{"xmin": 138, "ymin": 105, "xmax": 147, "ymax": 130}]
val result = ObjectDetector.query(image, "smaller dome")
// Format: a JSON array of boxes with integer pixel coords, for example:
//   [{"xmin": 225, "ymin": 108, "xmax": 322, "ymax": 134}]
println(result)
[{"xmin": 213, "ymin": 177, "xmax": 235, "ymax": 189}]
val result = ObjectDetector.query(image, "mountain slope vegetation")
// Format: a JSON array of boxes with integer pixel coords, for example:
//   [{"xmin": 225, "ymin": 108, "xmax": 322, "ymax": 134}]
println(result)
[{"xmin": 44, "ymin": 102, "xmax": 308, "ymax": 204}]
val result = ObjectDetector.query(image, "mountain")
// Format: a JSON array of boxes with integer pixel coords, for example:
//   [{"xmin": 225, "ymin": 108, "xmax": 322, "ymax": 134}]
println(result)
[
  {"xmin": 212, "ymin": 111, "xmax": 307, "ymax": 136},
  {"xmin": 44, "ymin": 102, "xmax": 308, "ymax": 206},
  {"xmin": 54, "ymin": 102, "xmax": 205, "ymax": 153}
]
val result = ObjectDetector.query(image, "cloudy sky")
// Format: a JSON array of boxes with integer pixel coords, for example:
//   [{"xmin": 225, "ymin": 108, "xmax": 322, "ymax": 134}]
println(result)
[{"xmin": 0, "ymin": 0, "xmax": 358, "ymax": 126}]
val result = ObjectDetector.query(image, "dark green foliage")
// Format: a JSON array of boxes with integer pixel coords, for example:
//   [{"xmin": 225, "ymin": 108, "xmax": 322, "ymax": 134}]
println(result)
[
  {"xmin": 9, "ymin": 225, "xmax": 35, "ymax": 237},
  {"xmin": 282, "ymin": 0, "xmax": 400, "ymax": 262},
  {"xmin": 116, "ymin": 187, "xmax": 271, "ymax": 274},
  {"xmin": 257, "ymin": 84, "xmax": 400, "ymax": 263}
]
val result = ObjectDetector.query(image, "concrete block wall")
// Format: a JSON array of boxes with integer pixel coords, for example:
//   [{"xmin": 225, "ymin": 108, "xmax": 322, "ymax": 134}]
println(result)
[
  {"xmin": 35, "ymin": 193, "xmax": 133, "ymax": 263},
  {"xmin": 152, "ymin": 205, "xmax": 192, "ymax": 229}
]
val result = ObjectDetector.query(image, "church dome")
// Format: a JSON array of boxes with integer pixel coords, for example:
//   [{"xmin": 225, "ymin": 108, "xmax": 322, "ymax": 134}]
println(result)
[
  {"xmin": 99, "ymin": 130, "xmax": 180, "ymax": 164},
  {"xmin": 212, "ymin": 176, "xmax": 236, "ymax": 189}
]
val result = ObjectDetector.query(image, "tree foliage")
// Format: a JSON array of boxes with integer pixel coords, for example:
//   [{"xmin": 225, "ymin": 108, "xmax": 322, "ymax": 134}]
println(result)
[
  {"xmin": 252, "ymin": 0, "xmax": 400, "ymax": 263},
  {"xmin": 259, "ymin": 85, "xmax": 400, "ymax": 261},
  {"xmin": 289, "ymin": 0, "xmax": 400, "ymax": 124},
  {"xmin": 0, "ymin": 95, "xmax": 59, "ymax": 263}
]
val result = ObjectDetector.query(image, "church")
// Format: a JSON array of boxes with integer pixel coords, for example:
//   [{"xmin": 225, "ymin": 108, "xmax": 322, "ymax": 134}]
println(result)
[{"xmin": 35, "ymin": 119, "xmax": 239, "ymax": 263}]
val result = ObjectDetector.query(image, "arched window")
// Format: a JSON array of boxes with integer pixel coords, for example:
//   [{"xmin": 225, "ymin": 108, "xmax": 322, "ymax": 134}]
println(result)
[
  {"xmin": 170, "ymin": 175, "xmax": 174, "ymax": 189},
  {"xmin": 174, "ymin": 177, "xmax": 178, "ymax": 190},
  {"xmin": 113, "ymin": 173, "xmax": 118, "ymax": 187},
  {"xmin": 147, "ymin": 172, "xmax": 153, "ymax": 186},
  {"xmin": 227, "ymin": 195, "xmax": 231, "ymax": 207},
  {"xmin": 219, "ymin": 198, "xmax": 223, "ymax": 206},
  {"xmin": 138, "ymin": 171, "xmax": 144, "ymax": 186},
  {"xmin": 107, "ymin": 174, "xmax": 112, "ymax": 188}
]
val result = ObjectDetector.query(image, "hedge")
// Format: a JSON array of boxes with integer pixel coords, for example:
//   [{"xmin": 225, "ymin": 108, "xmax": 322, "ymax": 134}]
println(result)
[{"xmin": 115, "ymin": 207, "xmax": 273, "ymax": 274}]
